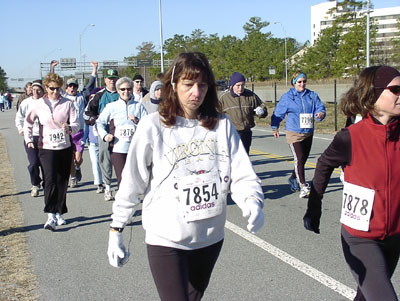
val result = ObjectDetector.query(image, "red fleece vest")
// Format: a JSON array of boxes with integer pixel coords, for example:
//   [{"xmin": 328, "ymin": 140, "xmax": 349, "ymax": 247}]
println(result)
[{"xmin": 344, "ymin": 114, "xmax": 400, "ymax": 240}]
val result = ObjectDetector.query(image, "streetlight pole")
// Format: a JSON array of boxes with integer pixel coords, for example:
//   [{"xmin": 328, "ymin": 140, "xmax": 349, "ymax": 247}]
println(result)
[
  {"xmin": 79, "ymin": 24, "xmax": 95, "ymax": 71},
  {"xmin": 159, "ymin": 0, "xmax": 164, "ymax": 73},
  {"xmin": 274, "ymin": 21, "xmax": 288, "ymax": 86}
]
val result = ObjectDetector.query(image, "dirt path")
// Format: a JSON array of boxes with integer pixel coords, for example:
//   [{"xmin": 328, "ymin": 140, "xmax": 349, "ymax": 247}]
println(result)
[{"xmin": 0, "ymin": 133, "xmax": 39, "ymax": 300}]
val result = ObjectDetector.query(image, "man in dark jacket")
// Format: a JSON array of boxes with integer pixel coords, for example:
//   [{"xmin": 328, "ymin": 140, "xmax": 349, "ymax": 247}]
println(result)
[{"xmin": 219, "ymin": 72, "xmax": 268, "ymax": 154}]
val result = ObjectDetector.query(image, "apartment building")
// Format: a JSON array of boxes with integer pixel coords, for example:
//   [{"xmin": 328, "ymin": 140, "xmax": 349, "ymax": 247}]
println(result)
[{"xmin": 310, "ymin": 1, "xmax": 399, "ymax": 65}]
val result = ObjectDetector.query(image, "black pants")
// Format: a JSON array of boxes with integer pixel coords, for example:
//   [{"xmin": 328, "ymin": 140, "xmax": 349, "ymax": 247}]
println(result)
[
  {"xmin": 147, "ymin": 240, "xmax": 224, "ymax": 301},
  {"xmin": 238, "ymin": 129, "xmax": 252, "ymax": 154},
  {"xmin": 24, "ymin": 136, "xmax": 43, "ymax": 186},
  {"xmin": 110, "ymin": 152, "xmax": 127, "ymax": 188},
  {"xmin": 39, "ymin": 147, "xmax": 72, "ymax": 214},
  {"xmin": 341, "ymin": 226, "xmax": 400, "ymax": 301},
  {"xmin": 288, "ymin": 134, "xmax": 313, "ymax": 185}
]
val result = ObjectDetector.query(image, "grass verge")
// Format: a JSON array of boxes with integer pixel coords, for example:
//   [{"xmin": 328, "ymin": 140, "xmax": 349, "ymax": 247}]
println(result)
[{"xmin": 0, "ymin": 133, "xmax": 39, "ymax": 300}]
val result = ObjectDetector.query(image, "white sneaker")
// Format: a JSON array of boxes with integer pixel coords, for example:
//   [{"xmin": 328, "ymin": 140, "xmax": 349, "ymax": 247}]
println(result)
[
  {"xmin": 31, "ymin": 185, "xmax": 40, "ymax": 197},
  {"xmin": 299, "ymin": 184, "xmax": 311, "ymax": 198},
  {"xmin": 55, "ymin": 214, "xmax": 66, "ymax": 226},
  {"xmin": 104, "ymin": 190, "xmax": 114, "ymax": 201},
  {"xmin": 70, "ymin": 177, "xmax": 77, "ymax": 188},
  {"xmin": 44, "ymin": 218, "xmax": 57, "ymax": 231},
  {"xmin": 96, "ymin": 185, "xmax": 105, "ymax": 194}
]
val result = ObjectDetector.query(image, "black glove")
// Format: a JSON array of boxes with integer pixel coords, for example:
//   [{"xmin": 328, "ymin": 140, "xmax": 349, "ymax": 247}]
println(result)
[{"xmin": 303, "ymin": 215, "xmax": 320, "ymax": 234}]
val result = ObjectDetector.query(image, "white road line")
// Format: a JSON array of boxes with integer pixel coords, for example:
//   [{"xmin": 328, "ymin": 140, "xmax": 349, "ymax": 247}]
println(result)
[
  {"xmin": 225, "ymin": 221, "xmax": 356, "ymax": 300},
  {"xmin": 253, "ymin": 127, "xmax": 333, "ymax": 141}
]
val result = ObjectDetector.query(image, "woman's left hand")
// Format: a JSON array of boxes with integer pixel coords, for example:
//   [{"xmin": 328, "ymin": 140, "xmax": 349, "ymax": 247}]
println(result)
[
  {"xmin": 129, "ymin": 115, "xmax": 139, "ymax": 124},
  {"xmin": 315, "ymin": 112, "xmax": 325, "ymax": 119}
]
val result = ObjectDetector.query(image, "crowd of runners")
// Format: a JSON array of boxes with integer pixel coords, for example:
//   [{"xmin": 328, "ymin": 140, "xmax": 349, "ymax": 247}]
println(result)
[{"xmin": 11, "ymin": 51, "xmax": 400, "ymax": 300}]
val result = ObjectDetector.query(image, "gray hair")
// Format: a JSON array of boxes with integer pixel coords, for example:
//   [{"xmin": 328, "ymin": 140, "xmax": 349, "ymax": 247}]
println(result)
[{"xmin": 116, "ymin": 77, "xmax": 133, "ymax": 91}]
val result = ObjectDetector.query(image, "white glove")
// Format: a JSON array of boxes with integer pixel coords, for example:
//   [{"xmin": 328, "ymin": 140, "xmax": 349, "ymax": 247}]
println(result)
[
  {"xmin": 104, "ymin": 134, "xmax": 114, "ymax": 142},
  {"xmin": 242, "ymin": 198, "xmax": 264, "ymax": 234},
  {"xmin": 254, "ymin": 106, "xmax": 265, "ymax": 116},
  {"xmin": 107, "ymin": 230, "xmax": 129, "ymax": 268}
]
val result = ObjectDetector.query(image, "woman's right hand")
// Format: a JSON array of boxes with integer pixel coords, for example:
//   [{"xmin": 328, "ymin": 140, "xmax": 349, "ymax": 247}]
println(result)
[
  {"xmin": 273, "ymin": 130, "xmax": 280, "ymax": 138},
  {"xmin": 27, "ymin": 142, "xmax": 34, "ymax": 149}
]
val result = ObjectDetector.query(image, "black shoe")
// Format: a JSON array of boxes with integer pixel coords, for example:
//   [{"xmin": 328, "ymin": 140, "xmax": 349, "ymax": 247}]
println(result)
[{"xmin": 75, "ymin": 168, "xmax": 82, "ymax": 182}]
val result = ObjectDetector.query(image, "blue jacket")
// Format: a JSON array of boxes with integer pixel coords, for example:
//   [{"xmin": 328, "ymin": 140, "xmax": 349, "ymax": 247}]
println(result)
[{"xmin": 271, "ymin": 88, "xmax": 326, "ymax": 134}]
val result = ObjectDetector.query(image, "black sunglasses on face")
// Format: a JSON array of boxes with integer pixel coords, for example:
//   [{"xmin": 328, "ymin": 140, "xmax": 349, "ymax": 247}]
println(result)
[
  {"xmin": 48, "ymin": 87, "xmax": 61, "ymax": 91},
  {"xmin": 376, "ymin": 85, "xmax": 400, "ymax": 96},
  {"xmin": 68, "ymin": 84, "xmax": 78, "ymax": 88},
  {"xmin": 119, "ymin": 87, "xmax": 133, "ymax": 92}
]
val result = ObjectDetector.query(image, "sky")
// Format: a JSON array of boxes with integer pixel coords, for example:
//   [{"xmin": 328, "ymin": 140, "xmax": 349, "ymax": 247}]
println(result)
[{"xmin": 1, "ymin": 0, "xmax": 399, "ymax": 88}]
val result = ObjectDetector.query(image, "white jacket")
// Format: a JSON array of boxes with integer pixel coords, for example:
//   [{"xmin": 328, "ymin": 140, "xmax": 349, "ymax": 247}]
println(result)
[
  {"xmin": 111, "ymin": 113, "xmax": 264, "ymax": 250},
  {"xmin": 96, "ymin": 98, "xmax": 147, "ymax": 153}
]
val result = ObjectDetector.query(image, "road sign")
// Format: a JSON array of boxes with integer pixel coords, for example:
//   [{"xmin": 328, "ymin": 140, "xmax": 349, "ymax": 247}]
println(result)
[
  {"xmin": 102, "ymin": 60, "xmax": 119, "ymax": 69},
  {"xmin": 269, "ymin": 67, "xmax": 276, "ymax": 75},
  {"xmin": 60, "ymin": 58, "xmax": 76, "ymax": 69},
  {"xmin": 137, "ymin": 59, "xmax": 153, "ymax": 67}
]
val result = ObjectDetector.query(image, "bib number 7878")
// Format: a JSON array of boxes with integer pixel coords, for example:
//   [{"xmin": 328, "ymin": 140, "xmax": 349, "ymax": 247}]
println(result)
[{"xmin": 340, "ymin": 181, "xmax": 374, "ymax": 231}]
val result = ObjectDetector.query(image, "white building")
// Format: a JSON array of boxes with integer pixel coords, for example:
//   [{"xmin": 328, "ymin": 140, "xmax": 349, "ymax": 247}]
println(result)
[{"xmin": 311, "ymin": 1, "xmax": 400, "ymax": 46}]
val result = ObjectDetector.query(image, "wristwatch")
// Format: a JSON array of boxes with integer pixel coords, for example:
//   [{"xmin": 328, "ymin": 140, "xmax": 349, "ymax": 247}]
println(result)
[{"xmin": 110, "ymin": 227, "xmax": 124, "ymax": 233}]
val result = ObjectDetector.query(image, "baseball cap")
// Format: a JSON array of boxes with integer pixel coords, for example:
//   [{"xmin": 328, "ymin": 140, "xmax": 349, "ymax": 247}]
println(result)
[
  {"xmin": 105, "ymin": 69, "xmax": 119, "ymax": 78},
  {"xmin": 67, "ymin": 78, "xmax": 79, "ymax": 86}
]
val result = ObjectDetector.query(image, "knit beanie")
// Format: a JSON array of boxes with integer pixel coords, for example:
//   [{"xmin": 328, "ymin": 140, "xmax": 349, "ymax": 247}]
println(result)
[
  {"xmin": 229, "ymin": 72, "xmax": 246, "ymax": 87},
  {"xmin": 150, "ymin": 81, "xmax": 163, "ymax": 99},
  {"xmin": 374, "ymin": 66, "xmax": 400, "ymax": 100}
]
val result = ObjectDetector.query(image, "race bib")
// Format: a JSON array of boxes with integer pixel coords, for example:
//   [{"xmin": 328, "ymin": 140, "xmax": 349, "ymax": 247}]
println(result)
[
  {"xmin": 300, "ymin": 113, "xmax": 313, "ymax": 129},
  {"xmin": 48, "ymin": 128, "xmax": 66, "ymax": 147},
  {"xmin": 115, "ymin": 125, "xmax": 135, "ymax": 142},
  {"xmin": 340, "ymin": 181, "xmax": 374, "ymax": 231},
  {"xmin": 178, "ymin": 171, "xmax": 223, "ymax": 222}
]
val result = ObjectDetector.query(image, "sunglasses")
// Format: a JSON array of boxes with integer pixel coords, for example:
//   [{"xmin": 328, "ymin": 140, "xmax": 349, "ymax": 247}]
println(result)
[
  {"xmin": 297, "ymin": 80, "xmax": 307, "ymax": 84},
  {"xmin": 384, "ymin": 85, "xmax": 400, "ymax": 96},
  {"xmin": 48, "ymin": 87, "xmax": 61, "ymax": 91},
  {"xmin": 119, "ymin": 87, "xmax": 133, "ymax": 92},
  {"xmin": 134, "ymin": 80, "xmax": 143, "ymax": 84},
  {"xmin": 68, "ymin": 84, "xmax": 78, "ymax": 88}
]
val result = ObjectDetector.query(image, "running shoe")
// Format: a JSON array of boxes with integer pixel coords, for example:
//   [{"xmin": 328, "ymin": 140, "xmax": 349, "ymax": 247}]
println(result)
[
  {"xmin": 31, "ymin": 185, "xmax": 40, "ymax": 197},
  {"xmin": 75, "ymin": 168, "xmax": 82, "ymax": 182},
  {"xmin": 96, "ymin": 185, "xmax": 105, "ymax": 194},
  {"xmin": 44, "ymin": 218, "xmax": 57, "ymax": 231},
  {"xmin": 288, "ymin": 177, "xmax": 300, "ymax": 192},
  {"xmin": 70, "ymin": 177, "xmax": 77, "ymax": 188},
  {"xmin": 104, "ymin": 190, "xmax": 114, "ymax": 201},
  {"xmin": 55, "ymin": 213, "xmax": 66, "ymax": 226},
  {"xmin": 299, "ymin": 183, "xmax": 311, "ymax": 198}
]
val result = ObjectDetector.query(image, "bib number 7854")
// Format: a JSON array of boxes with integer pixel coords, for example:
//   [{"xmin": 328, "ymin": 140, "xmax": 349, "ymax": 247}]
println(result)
[
  {"xmin": 179, "ymin": 172, "xmax": 223, "ymax": 222},
  {"xmin": 183, "ymin": 183, "xmax": 219, "ymax": 205}
]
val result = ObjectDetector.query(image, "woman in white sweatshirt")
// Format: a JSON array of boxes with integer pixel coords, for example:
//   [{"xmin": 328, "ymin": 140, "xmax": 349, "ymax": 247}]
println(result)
[{"xmin": 107, "ymin": 52, "xmax": 265, "ymax": 300}]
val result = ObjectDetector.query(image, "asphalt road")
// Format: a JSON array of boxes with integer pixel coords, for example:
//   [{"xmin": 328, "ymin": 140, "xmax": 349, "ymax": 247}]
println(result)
[{"xmin": 1, "ymin": 108, "xmax": 399, "ymax": 300}]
